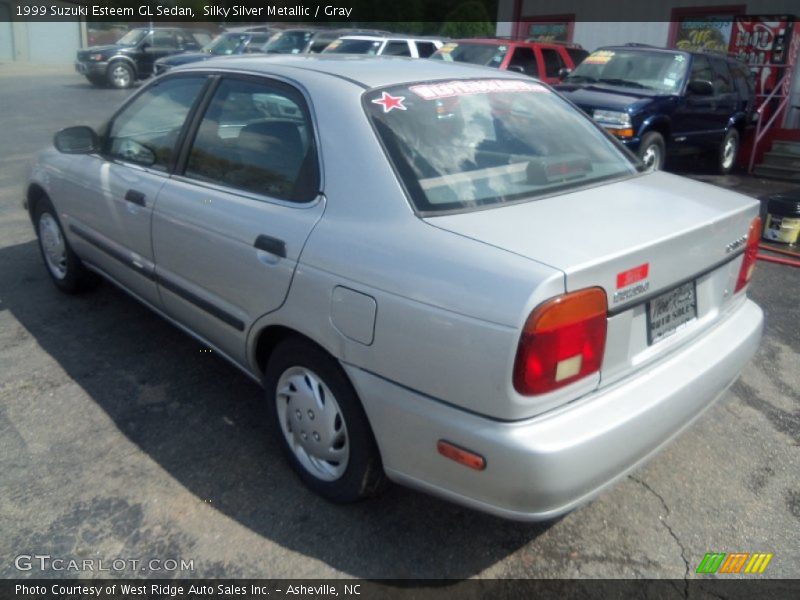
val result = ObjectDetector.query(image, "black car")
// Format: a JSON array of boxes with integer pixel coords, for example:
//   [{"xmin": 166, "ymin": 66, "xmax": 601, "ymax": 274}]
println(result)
[
  {"xmin": 154, "ymin": 31, "xmax": 271, "ymax": 76},
  {"xmin": 75, "ymin": 28, "xmax": 211, "ymax": 89},
  {"xmin": 556, "ymin": 46, "xmax": 756, "ymax": 173}
]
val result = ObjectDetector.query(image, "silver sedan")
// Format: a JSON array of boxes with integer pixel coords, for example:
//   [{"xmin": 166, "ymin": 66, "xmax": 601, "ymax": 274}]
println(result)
[{"xmin": 25, "ymin": 56, "xmax": 763, "ymax": 520}]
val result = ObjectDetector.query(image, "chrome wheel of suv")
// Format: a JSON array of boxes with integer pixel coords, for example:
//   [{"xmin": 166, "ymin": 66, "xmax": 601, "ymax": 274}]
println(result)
[
  {"xmin": 719, "ymin": 129, "xmax": 740, "ymax": 174},
  {"xmin": 639, "ymin": 132, "xmax": 665, "ymax": 172},
  {"xmin": 108, "ymin": 62, "xmax": 133, "ymax": 89}
]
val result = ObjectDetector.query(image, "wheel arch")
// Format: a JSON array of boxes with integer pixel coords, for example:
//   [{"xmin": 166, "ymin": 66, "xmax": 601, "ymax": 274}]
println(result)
[
  {"xmin": 252, "ymin": 324, "xmax": 342, "ymax": 381},
  {"xmin": 106, "ymin": 56, "xmax": 138, "ymax": 78},
  {"xmin": 26, "ymin": 183, "xmax": 49, "ymax": 224},
  {"xmin": 640, "ymin": 116, "xmax": 671, "ymax": 143}
]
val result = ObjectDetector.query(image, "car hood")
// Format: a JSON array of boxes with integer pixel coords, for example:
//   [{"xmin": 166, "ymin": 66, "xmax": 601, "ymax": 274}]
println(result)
[
  {"xmin": 425, "ymin": 171, "xmax": 758, "ymax": 309},
  {"xmin": 556, "ymin": 84, "xmax": 660, "ymax": 114}
]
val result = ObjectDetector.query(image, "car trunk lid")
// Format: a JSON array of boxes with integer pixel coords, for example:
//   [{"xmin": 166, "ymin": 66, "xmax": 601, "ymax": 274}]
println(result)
[{"xmin": 425, "ymin": 171, "xmax": 759, "ymax": 389}]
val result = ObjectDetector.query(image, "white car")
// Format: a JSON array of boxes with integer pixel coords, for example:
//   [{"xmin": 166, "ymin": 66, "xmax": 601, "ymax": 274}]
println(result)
[{"xmin": 323, "ymin": 35, "xmax": 444, "ymax": 58}]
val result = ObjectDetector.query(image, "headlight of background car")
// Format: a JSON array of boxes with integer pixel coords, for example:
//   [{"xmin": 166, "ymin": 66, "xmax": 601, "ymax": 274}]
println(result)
[
  {"xmin": 593, "ymin": 110, "xmax": 634, "ymax": 138},
  {"xmin": 89, "ymin": 54, "xmax": 105, "ymax": 61}
]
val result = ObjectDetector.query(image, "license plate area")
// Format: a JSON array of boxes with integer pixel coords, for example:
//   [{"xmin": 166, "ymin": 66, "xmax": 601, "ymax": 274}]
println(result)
[{"xmin": 647, "ymin": 281, "xmax": 697, "ymax": 345}]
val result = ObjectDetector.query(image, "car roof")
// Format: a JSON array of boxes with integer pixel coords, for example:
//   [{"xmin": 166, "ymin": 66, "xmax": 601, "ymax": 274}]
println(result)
[
  {"xmin": 177, "ymin": 54, "xmax": 522, "ymax": 89},
  {"xmin": 338, "ymin": 35, "xmax": 440, "ymax": 42},
  {"xmin": 450, "ymin": 38, "xmax": 577, "ymax": 49}
]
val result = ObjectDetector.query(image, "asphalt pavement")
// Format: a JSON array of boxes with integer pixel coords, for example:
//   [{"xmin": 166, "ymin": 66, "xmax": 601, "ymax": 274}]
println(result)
[{"xmin": 0, "ymin": 63, "xmax": 798, "ymax": 582}]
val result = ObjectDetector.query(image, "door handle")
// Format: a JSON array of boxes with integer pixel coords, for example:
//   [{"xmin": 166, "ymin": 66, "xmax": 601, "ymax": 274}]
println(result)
[
  {"xmin": 254, "ymin": 234, "xmax": 286, "ymax": 258},
  {"xmin": 125, "ymin": 189, "xmax": 146, "ymax": 207}
]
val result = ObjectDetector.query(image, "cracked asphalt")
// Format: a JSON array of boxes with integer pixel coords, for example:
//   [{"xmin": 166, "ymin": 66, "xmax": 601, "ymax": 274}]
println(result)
[{"xmin": 1, "ymin": 64, "xmax": 798, "ymax": 581}]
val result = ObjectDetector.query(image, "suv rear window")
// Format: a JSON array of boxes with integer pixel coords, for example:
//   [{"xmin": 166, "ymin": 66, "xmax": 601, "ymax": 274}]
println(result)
[
  {"xmin": 432, "ymin": 42, "xmax": 508, "ymax": 69},
  {"xmin": 324, "ymin": 39, "xmax": 382, "ymax": 55},
  {"xmin": 366, "ymin": 79, "xmax": 636, "ymax": 214}
]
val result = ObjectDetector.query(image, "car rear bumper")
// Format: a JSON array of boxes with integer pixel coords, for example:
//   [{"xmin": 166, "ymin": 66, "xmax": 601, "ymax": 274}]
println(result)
[{"xmin": 346, "ymin": 297, "xmax": 763, "ymax": 521}]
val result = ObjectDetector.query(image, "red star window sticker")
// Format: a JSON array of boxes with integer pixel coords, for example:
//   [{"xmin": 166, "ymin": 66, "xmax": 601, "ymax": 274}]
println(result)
[{"xmin": 372, "ymin": 91, "xmax": 407, "ymax": 113}]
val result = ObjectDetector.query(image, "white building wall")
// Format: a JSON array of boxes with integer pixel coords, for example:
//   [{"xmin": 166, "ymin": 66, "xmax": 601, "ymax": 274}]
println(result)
[{"xmin": 572, "ymin": 22, "xmax": 671, "ymax": 52}]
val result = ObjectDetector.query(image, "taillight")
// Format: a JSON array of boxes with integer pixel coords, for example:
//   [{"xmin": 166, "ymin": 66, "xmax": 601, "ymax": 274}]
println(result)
[
  {"xmin": 513, "ymin": 287, "xmax": 607, "ymax": 396},
  {"xmin": 734, "ymin": 217, "xmax": 762, "ymax": 293}
]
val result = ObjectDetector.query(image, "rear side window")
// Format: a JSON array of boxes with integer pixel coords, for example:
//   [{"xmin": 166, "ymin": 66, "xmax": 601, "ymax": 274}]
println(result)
[
  {"xmin": 540, "ymin": 48, "xmax": 565, "ymax": 78},
  {"xmin": 508, "ymin": 47, "xmax": 539, "ymax": 77},
  {"xmin": 416, "ymin": 41, "xmax": 438, "ymax": 58},
  {"xmin": 184, "ymin": 78, "xmax": 318, "ymax": 202},
  {"xmin": 383, "ymin": 41, "xmax": 411, "ymax": 57},
  {"xmin": 106, "ymin": 77, "xmax": 206, "ymax": 170},
  {"xmin": 710, "ymin": 57, "xmax": 733, "ymax": 93}
]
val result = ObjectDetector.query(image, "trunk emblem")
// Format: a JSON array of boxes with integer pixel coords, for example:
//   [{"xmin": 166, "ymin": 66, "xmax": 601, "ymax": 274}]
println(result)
[{"xmin": 725, "ymin": 235, "xmax": 747, "ymax": 254}]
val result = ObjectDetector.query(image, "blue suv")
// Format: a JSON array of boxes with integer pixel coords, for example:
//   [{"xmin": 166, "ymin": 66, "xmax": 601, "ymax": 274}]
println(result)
[{"xmin": 556, "ymin": 45, "xmax": 755, "ymax": 173}]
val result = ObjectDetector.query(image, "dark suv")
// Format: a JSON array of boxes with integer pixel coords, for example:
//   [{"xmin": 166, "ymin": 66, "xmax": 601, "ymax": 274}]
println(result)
[
  {"xmin": 556, "ymin": 46, "xmax": 756, "ymax": 173},
  {"xmin": 431, "ymin": 39, "xmax": 589, "ymax": 85},
  {"xmin": 75, "ymin": 27, "xmax": 210, "ymax": 89}
]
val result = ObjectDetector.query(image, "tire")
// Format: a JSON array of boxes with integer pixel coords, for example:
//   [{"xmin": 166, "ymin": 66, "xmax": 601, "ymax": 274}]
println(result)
[
  {"xmin": 718, "ymin": 128, "xmax": 740, "ymax": 174},
  {"xmin": 264, "ymin": 337, "xmax": 387, "ymax": 503},
  {"xmin": 33, "ymin": 196, "xmax": 98, "ymax": 294},
  {"xmin": 638, "ymin": 131, "xmax": 666, "ymax": 172},
  {"xmin": 106, "ymin": 61, "xmax": 134, "ymax": 89}
]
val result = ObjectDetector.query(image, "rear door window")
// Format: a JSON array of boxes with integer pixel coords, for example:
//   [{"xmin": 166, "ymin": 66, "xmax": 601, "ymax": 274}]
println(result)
[
  {"xmin": 540, "ymin": 48, "xmax": 565, "ymax": 78},
  {"xmin": 416, "ymin": 41, "xmax": 438, "ymax": 58},
  {"xmin": 383, "ymin": 41, "xmax": 411, "ymax": 57},
  {"xmin": 184, "ymin": 78, "xmax": 318, "ymax": 202},
  {"xmin": 508, "ymin": 47, "xmax": 539, "ymax": 77}
]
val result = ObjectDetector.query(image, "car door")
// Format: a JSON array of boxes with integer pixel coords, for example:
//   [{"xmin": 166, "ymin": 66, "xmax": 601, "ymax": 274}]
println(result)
[
  {"xmin": 151, "ymin": 75, "xmax": 325, "ymax": 365},
  {"xmin": 672, "ymin": 54, "xmax": 718, "ymax": 150},
  {"xmin": 140, "ymin": 30, "xmax": 180, "ymax": 77},
  {"xmin": 709, "ymin": 56, "xmax": 738, "ymax": 137},
  {"xmin": 59, "ymin": 75, "xmax": 209, "ymax": 307}
]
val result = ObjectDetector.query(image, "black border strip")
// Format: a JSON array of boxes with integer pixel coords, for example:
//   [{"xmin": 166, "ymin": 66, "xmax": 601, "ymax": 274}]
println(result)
[
  {"xmin": 70, "ymin": 223, "xmax": 245, "ymax": 332},
  {"xmin": 607, "ymin": 250, "xmax": 743, "ymax": 317}
]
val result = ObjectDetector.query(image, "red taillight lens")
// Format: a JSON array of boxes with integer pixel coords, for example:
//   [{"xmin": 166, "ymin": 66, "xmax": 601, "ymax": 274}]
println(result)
[
  {"xmin": 513, "ymin": 287, "xmax": 607, "ymax": 396},
  {"xmin": 734, "ymin": 217, "xmax": 762, "ymax": 293}
]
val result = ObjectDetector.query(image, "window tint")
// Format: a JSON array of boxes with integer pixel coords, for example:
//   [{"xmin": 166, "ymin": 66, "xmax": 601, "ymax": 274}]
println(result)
[
  {"xmin": 367, "ymin": 80, "xmax": 636, "ymax": 214},
  {"xmin": 185, "ymin": 78, "xmax": 318, "ymax": 202},
  {"xmin": 566, "ymin": 48, "xmax": 589, "ymax": 67},
  {"xmin": 508, "ymin": 47, "xmax": 539, "ymax": 77},
  {"xmin": 107, "ymin": 77, "xmax": 205, "ymax": 170},
  {"xmin": 690, "ymin": 55, "xmax": 713, "ymax": 83},
  {"xmin": 416, "ymin": 41, "xmax": 438, "ymax": 58},
  {"xmin": 540, "ymin": 48, "xmax": 565, "ymax": 78},
  {"xmin": 150, "ymin": 31, "xmax": 178, "ymax": 49},
  {"xmin": 710, "ymin": 57, "xmax": 733, "ymax": 93},
  {"xmin": 383, "ymin": 41, "xmax": 411, "ymax": 57}
]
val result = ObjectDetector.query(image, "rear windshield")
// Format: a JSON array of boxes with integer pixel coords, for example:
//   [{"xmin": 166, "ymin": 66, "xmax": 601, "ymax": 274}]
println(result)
[
  {"xmin": 324, "ymin": 39, "xmax": 383, "ymax": 55},
  {"xmin": 432, "ymin": 42, "xmax": 508, "ymax": 68},
  {"xmin": 366, "ymin": 79, "xmax": 637, "ymax": 214}
]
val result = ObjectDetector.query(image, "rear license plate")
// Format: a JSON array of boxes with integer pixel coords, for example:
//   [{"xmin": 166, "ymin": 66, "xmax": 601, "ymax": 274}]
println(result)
[{"xmin": 647, "ymin": 281, "xmax": 697, "ymax": 344}]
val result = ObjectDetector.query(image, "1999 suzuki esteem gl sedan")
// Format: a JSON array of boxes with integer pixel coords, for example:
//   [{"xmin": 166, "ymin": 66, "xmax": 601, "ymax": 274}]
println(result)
[{"xmin": 26, "ymin": 56, "xmax": 763, "ymax": 520}]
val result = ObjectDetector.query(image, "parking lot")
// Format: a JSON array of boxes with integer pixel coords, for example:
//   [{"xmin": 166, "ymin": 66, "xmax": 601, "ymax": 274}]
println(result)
[{"xmin": 0, "ymin": 63, "xmax": 798, "ymax": 580}]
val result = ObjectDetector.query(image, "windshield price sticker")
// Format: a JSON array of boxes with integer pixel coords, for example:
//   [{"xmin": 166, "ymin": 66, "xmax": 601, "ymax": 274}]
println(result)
[
  {"xmin": 584, "ymin": 50, "xmax": 615, "ymax": 65},
  {"xmin": 410, "ymin": 79, "xmax": 547, "ymax": 100}
]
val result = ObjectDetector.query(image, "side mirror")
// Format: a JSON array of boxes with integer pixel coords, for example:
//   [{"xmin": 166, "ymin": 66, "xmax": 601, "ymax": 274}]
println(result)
[
  {"xmin": 507, "ymin": 65, "xmax": 525, "ymax": 74},
  {"xmin": 558, "ymin": 67, "xmax": 572, "ymax": 80},
  {"xmin": 54, "ymin": 126, "xmax": 99, "ymax": 154},
  {"xmin": 688, "ymin": 80, "xmax": 714, "ymax": 96}
]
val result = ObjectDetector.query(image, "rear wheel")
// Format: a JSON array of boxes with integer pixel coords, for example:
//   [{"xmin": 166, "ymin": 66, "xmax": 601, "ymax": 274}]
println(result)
[
  {"xmin": 107, "ymin": 61, "xmax": 134, "ymax": 89},
  {"xmin": 638, "ymin": 131, "xmax": 666, "ymax": 172},
  {"xmin": 264, "ymin": 337, "xmax": 387, "ymax": 503},
  {"xmin": 718, "ymin": 129, "xmax": 740, "ymax": 174},
  {"xmin": 33, "ymin": 196, "xmax": 97, "ymax": 294}
]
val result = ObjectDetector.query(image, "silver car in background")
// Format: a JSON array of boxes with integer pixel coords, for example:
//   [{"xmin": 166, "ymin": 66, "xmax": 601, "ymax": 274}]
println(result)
[{"xmin": 26, "ymin": 56, "xmax": 763, "ymax": 520}]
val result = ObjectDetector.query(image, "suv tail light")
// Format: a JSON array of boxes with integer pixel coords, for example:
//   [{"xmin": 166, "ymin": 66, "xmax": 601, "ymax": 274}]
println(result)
[
  {"xmin": 734, "ymin": 216, "xmax": 762, "ymax": 293},
  {"xmin": 513, "ymin": 287, "xmax": 607, "ymax": 396}
]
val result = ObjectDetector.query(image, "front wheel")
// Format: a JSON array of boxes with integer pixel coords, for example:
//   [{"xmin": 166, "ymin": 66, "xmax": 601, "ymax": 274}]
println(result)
[
  {"xmin": 264, "ymin": 338, "xmax": 387, "ymax": 503},
  {"xmin": 34, "ymin": 196, "xmax": 97, "ymax": 294},
  {"xmin": 718, "ymin": 129, "xmax": 740, "ymax": 174},
  {"xmin": 107, "ymin": 61, "xmax": 134, "ymax": 89},
  {"xmin": 638, "ymin": 131, "xmax": 666, "ymax": 172}
]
